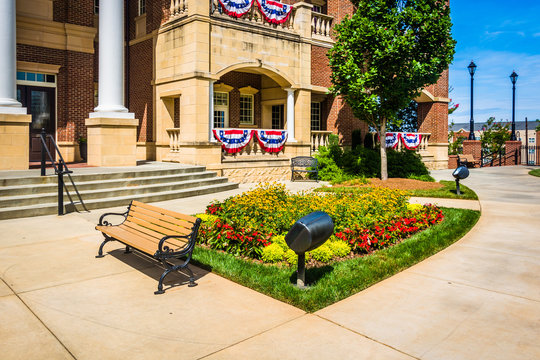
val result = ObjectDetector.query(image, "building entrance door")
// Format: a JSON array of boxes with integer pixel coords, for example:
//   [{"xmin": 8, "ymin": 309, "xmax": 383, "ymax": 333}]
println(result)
[{"xmin": 17, "ymin": 85, "xmax": 56, "ymax": 162}]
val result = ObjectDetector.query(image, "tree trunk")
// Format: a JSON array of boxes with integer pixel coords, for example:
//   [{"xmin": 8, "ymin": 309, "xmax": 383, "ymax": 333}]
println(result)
[{"xmin": 380, "ymin": 118, "xmax": 388, "ymax": 180}]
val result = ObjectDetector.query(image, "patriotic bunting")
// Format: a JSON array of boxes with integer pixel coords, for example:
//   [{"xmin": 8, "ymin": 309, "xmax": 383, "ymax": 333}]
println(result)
[
  {"xmin": 255, "ymin": 0, "xmax": 292, "ymax": 24},
  {"xmin": 213, "ymin": 129, "xmax": 254, "ymax": 154},
  {"xmin": 385, "ymin": 132, "xmax": 401, "ymax": 149},
  {"xmin": 217, "ymin": 0, "xmax": 254, "ymax": 18},
  {"xmin": 401, "ymin": 133, "xmax": 422, "ymax": 150},
  {"xmin": 254, "ymin": 130, "xmax": 288, "ymax": 153}
]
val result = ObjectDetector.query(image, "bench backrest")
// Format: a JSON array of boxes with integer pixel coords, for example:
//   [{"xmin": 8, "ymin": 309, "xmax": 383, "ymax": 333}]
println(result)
[
  {"xmin": 459, "ymin": 154, "xmax": 478, "ymax": 162},
  {"xmin": 291, "ymin": 156, "xmax": 317, "ymax": 168},
  {"xmin": 122, "ymin": 201, "xmax": 200, "ymax": 251}
]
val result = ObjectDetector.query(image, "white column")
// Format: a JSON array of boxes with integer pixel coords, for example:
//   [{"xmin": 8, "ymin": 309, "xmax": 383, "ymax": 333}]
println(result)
[
  {"xmin": 209, "ymin": 80, "xmax": 215, "ymax": 142},
  {"xmin": 285, "ymin": 88, "xmax": 296, "ymax": 141},
  {"xmin": 90, "ymin": 0, "xmax": 133, "ymax": 119},
  {"xmin": 0, "ymin": 0, "xmax": 25, "ymax": 114}
]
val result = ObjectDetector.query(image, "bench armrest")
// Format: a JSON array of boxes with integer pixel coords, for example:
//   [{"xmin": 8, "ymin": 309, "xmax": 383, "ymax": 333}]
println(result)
[
  {"xmin": 157, "ymin": 218, "xmax": 201, "ymax": 257},
  {"xmin": 98, "ymin": 210, "xmax": 129, "ymax": 226}
]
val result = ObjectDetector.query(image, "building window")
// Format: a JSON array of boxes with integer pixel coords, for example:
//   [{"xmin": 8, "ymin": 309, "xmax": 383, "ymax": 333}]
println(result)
[
  {"xmin": 240, "ymin": 94, "xmax": 254, "ymax": 125},
  {"xmin": 529, "ymin": 137, "xmax": 535, "ymax": 143},
  {"xmin": 311, "ymin": 102, "xmax": 321, "ymax": 131},
  {"xmin": 94, "ymin": 0, "xmax": 99, "ymax": 14},
  {"xmin": 138, "ymin": 0, "xmax": 146, "ymax": 15},
  {"xmin": 16, "ymin": 71, "xmax": 56, "ymax": 85},
  {"xmin": 214, "ymin": 92, "xmax": 229, "ymax": 128},
  {"xmin": 271, "ymin": 105, "xmax": 284, "ymax": 129}
]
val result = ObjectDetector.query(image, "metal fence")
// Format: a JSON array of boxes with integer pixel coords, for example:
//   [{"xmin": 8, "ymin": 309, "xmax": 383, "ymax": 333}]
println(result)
[{"xmin": 521, "ymin": 145, "xmax": 540, "ymax": 166}]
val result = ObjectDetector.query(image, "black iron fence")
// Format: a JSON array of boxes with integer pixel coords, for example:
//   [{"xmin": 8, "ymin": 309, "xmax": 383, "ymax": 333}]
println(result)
[
  {"xmin": 521, "ymin": 145, "xmax": 540, "ymax": 166},
  {"xmin": 480, "ymin": 147, "xmax": 520, "ymax": 167}
]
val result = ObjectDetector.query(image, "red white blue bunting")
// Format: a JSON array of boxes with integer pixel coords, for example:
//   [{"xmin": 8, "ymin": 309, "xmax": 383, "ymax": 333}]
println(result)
[
  {"xmin": 217, "ymin": 0, "xmax": 254, "ymax": 18},
  {"xmin": 401, "ymin": 133, "xmax": 422, "ymax": 150},
  {"xmin": 255, "ymin": 0, "xmax": 292, "ymax": 24},
  {"xmin": 213, "ymin": 129, "xmax": 254, "ymax": 154},
  {"xmin": 255, "ymin": 130, "xmax": 288, "ymax": 153},
  {"xmin": 385, "ymin": 132, "xmax": 401, "ymax": 149}
]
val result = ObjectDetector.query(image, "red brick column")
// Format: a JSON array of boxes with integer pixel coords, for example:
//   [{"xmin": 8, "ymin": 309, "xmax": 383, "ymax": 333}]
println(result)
[
  {"xmin": 462, "ymin": 140, "xmax": 481, "ymax": 163},
  {"xmin": 448, "ymin": 155, "xmax": 458, "ymax": 169},
  {"xmin": 505, "ymin": 140, "xmax": 522, "ymax": 165}
]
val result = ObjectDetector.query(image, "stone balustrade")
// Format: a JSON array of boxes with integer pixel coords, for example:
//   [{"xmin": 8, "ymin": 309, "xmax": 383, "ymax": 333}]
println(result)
[
  {"xmin": 210, "ymin": 0, "xmax": 296, "ymax": 30},
  {"xmin": 311, "ymin": 12, "xmax": 333, "ymax": 39},
  {"xmin": 310, "ymin": 130, "xmax": 333, "ymax": 153},
  {"xmin": 170, "ymin": 0, "xmax": 188, "ymax": 19},
  {"xmin": 166, "ymin": 128, "xmax": 181, "ymax": 152}
]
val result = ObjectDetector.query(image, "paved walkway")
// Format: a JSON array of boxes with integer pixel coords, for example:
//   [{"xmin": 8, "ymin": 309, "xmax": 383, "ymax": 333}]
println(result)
[{"xmin": 0, "ymin": 167, "xmax": 538, "ymax": 359}]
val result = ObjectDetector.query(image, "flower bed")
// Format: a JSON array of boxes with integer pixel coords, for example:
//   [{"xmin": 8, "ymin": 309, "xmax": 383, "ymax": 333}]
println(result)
[{"xmin": 198, "ymin": 183, "xmax": 444, "ymax": 265}]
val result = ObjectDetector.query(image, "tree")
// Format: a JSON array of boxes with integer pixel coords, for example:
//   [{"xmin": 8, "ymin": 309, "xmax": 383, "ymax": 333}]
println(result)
[
  {"xmin": 480, "ymin": 117, "xmax": 510, "ymax": 155},
  {"xmin": 328, "ymin": 0, "xmax": 456, "ymax": 180}
]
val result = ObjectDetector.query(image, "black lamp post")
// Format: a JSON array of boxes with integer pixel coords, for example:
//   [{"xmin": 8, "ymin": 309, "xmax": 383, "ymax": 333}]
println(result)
[
  {"xmin": 468, "ymin": 61, "xmax": 477, "ymax": 140},
  {"xmin": 510, "ymin": 71, "xmax": 518, "ymax": 141}
]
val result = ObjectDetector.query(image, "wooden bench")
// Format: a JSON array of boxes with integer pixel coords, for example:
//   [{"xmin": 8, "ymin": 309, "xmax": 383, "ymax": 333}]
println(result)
[
  {"xmin": 291, "ymin": 156, "xmax": 318, "ymax": 182},
  {"xmin": 95, "ymin": 200, "xmax": 201, "ymax": 294},
  {"xmin": 458, "ymin": 154, "xmax": 480, "ymax": 168}
]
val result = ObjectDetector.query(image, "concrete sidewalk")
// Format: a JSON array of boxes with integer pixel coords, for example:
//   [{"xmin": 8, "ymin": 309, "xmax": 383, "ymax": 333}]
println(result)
[{"xmin": 1, "ymin": 169, "xmax": 538, "ymax": 359}]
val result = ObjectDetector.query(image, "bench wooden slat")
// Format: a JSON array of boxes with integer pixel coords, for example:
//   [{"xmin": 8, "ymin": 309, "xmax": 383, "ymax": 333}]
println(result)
[
  {"xmin": 129, "ymin": 204, "xmax": 193, "ymax": 229},
  {"xmin": 128, "ymin": 208, "xmax": 192, "ymax": 236},
  {"xmin": 119, "ymin": 223, "xmax": 188, "ymax": 250},
  {"xmin": 122, "ymin": 220, "xmax": 164, "ymax": 240},
  {"xmin": 126, "ymin": 214, "xmax": 186, "ymax": 238},
  {"xmin": 96, "ymin": 226, "xmax": 159, "ymax": 255},
  {"xmin": 131, "ymin": 201, "xmax": 198, "ymax": 224}
]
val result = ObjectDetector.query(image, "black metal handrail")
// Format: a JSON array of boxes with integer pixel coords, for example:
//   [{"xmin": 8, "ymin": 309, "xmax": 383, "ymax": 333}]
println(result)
[
  {"xmin": 39, "ymin": 128, "xmax": 88, "ymax": 215},
  {"xmin": 480, "ymin": 147, "xmax": 519, "ymax": 167}
]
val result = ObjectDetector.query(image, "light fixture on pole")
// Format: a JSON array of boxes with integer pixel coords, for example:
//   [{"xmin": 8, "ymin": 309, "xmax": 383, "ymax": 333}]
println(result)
[
  {"xmin": 468, "ymin": 61, "xmax": 477, "ymax": 140},
  {"xmin": 509, "ymin": 71, "xmax": 518, "ymax": 141}
]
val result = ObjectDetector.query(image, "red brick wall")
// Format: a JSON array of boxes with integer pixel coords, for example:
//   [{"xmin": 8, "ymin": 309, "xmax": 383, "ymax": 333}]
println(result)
[
  {"xmin": 53, "ymin": 0, "xmax": 94, "ymax": 26},
  {"xmin": 417, "ymin": 101, "xmax": 449, "ymax": 143},
  {"xmin": 17, "ymin": 44, "xmax": 94, "ymax": 143},
  {"xmin": 219, "ymin": 72, "xmax": 262, "ymax": 128},
  {"xmin": 128, "ymin": 39, "xmax": 154, "ymax": 142},
  {"xmin": 311, "ymin": 46, "xmax": 332, "ymax": 88}
]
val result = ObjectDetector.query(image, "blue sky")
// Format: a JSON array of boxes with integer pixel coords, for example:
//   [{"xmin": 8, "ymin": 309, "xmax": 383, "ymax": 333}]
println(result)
[{"xmin": 448, "ymin": 0, "xmax": 540, "ymax": 124}]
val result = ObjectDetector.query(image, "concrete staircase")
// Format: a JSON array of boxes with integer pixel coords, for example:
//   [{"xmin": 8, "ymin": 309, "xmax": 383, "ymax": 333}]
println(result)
[{"xmin": 0, "ymin": 163, "xmax": 238, "ymax": 220}]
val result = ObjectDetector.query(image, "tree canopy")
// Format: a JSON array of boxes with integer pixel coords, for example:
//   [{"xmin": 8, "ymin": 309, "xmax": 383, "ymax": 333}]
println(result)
[{"xmin": 328, "ymin": 0, "xmax": 456, "ymax": 179}]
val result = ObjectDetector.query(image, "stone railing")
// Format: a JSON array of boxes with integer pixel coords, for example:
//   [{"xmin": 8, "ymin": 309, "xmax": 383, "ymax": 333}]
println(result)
[
  {"xmin": 166, "ymin": 128, "xmax": 181, "ymax": 152},
  {"xmin": 169, "ymin": 0, "xmax": 188, "ymax": 20},
  {"xmin": 210, "ymin": 0, "xmax": 296, "ymax": 30},
  {"xmin": 311, "ymin": 13, "xmax": 333, "ymax": 39},
  {"xmin": 310, "ymin": 130, "xmax": 333, "ymax": 153}
]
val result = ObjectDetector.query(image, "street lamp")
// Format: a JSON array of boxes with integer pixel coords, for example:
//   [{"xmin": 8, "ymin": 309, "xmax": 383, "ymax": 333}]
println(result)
[
  {"xmin": 468, "ymin": 61, "xmax": 477, "ymax": 140},
  {"xmin": 510, "ymin": 70, "xmax": 518, "ymax": 141}
]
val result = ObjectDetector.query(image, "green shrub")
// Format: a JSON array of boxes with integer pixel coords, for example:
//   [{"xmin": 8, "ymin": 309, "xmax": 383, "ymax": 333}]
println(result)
[
  {"xmin": 285, "ymin": 249, "xmax": 300, "ymax": 265},
  {"xmin": 351, "ymin": 129, "xmax": 363, "ymax": 150},
  {"xmin": 327, "ymin": 240, "xmax": 351, "ymax": 257},
  {"xmin": 387, "ymin": 149, "xmax": 429, "ymax": 178},
  {"xmin": 341, "ymin": 147, "xmax": 380, "ymax": 177},
  {"xmin": 262, "ymin": 243, "xmax": 285, "ymax": 263},
  {"xmin": 308, "ymin": 244, "xmax": 333, "ymax": 263}
]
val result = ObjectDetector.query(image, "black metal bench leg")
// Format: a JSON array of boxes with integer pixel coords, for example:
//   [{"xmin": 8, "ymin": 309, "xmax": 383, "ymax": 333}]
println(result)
[
  {"xmin": 95, "ymin": 237, "xmax": 113, "ymax": 258},
  {"xmin": 124, "ymin": 245, "xmax": 131, "ymax": 254},
  {"xmin": 185, "ymin": 265, "xmax": 197, "ymax": 287},
  {"xmin": 155, "ymin": 267, "xmax": 172, "ymax": 295}
]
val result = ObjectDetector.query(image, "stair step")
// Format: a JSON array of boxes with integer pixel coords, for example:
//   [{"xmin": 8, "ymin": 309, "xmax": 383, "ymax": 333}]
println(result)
[
  {"xmin": 0, "ymin": 182, "xmax": 238, "ymax": 220},
  {"xmin": 0, "ymin": 171, "xmax": 217, "ymax": 197},
  {"xmin": 0, "ymin": 177, "xmax": 230, "ymax": 208},
  {"xmin": 0, "ymin": 166, "xmax": 206, "ymax": 187}
]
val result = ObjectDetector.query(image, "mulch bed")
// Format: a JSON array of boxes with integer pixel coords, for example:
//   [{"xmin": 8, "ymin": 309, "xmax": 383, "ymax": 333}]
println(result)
[{"xmin": 339, "ymin": 178, "xmax": 444, "ymax": 191}]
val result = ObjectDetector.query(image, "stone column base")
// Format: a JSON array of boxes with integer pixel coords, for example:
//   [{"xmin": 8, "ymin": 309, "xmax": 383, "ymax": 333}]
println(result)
[
  {"xmin": 85, "ymin": 117, "xmax": 138, "ymax": 167},
  {"xmin": 421, "ymin": 142, "xmax": 449, "ymax": 170},
  {"xmin": 0, "ymin": 113, "xmax": 32, "ymax": 170}
]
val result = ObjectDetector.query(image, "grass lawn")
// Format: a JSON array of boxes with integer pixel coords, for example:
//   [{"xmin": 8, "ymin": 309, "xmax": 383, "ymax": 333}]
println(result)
[
  {"xmin": 529, "ymin": 169, "xmax": 540, "ymax": 177},
  {"xmin": 315, "ymin": 180, "xmax": 478, "ymax": 200},
  {"xmin": 192, "ymin": 207, "xmax": 480, "ymax": 312},
  {"xmin": 408, "ymin": 180, "xmax": 478, "ymax": 200}
]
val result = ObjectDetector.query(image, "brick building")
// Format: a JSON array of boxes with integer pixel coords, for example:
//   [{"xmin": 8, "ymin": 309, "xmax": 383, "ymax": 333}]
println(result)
[{"xmin": 0, "ymin": 0, "xmax": 450, "ymax": 178}]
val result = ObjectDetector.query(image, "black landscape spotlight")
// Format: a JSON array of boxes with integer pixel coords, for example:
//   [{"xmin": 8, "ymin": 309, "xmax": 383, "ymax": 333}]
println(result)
[
  {"xmin": 452, "ymin": 166, "xmax": 470, "ymax": 196},
  {"xmin": 285, "ymin": 211, "xmax": 334, "ymax": 288}
]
